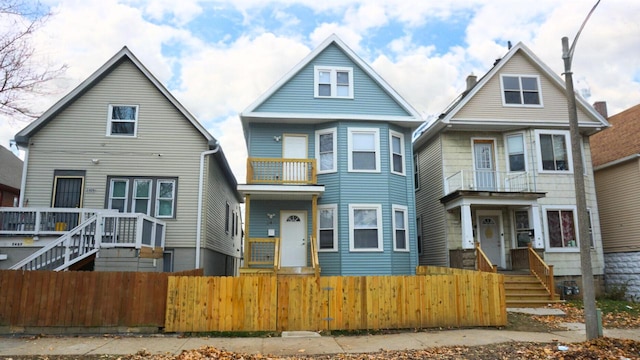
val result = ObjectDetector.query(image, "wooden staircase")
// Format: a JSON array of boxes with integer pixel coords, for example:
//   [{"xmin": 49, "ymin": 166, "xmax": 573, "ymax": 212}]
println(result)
[{"xmin": 504, "ymin": 273, "xmax": 563, "ymax": 307}]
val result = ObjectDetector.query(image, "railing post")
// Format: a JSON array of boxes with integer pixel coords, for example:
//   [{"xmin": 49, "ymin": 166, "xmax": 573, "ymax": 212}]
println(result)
[
  {"xmin": 136, "ymin": 215, "xmax": 143, "ymax": 248},
  {"xmin": 548, "ymin": 265, "xmax": 555, "ymax": 300},
  {"xmin": 95, "ymin": 213, "xmax": 102, "ymax": 249},
  {"xmin": 34, "ymin": 210, "xmax": 41, "ymax": 235}
]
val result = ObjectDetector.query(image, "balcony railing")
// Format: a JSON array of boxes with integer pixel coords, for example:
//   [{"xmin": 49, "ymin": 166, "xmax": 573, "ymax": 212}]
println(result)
[
  {"xmin": 246, "ymin": 158, "xmax": 317, "ymax": 185},
  {"xmin": 241, "ymin": 235, "xmax": 320, "ymax": 276},
  {"xmin": 445, "ymin": 170, "xmax": 530, "ymax": 194},
  {"xmin": 0, "ymin": 207, "xmax": 101, "ymax": 236}
]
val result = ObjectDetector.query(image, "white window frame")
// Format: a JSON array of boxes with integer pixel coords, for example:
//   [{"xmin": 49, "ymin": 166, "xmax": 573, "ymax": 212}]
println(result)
[
  {"xmin": 500, "ymin": 74, "xmax": 543, "ymax": 107},
  {"xmin": 315, "ymin": 128, "xmax": 337, "ymax": 174},
  {"xmin": 389, "ymin": 130, "xmax": 406, "ymax": 176},
  {"xmin": 534, "ymin": 130, "xmax": 573, "ymax": 173},
  {"xmin": 349, "ymin": 204, "xmax": 383, "ymax": 252},
  {"xmin": 543, "ymin": 205, "xmax": 580, "ymax": 253},
  {"xmin": 504, "ymin": 132, "xmax": 527, "ymax": 172},
  {"xmin": 348, "ymin": 127, "xmax": 380, "ymax": 173},
  {"xmin": 314, "ymin": 66, "xmax": 354, "ymax": 99},
  {"xmin": 155, "ymin": 179, "xmax": 176, "ymax": 218},
  {"xmin": 107, "ymin": 104, "xmax": 138, "ymax": 137},
  {"xmin": 132, "ymin": 179, "xmax": 152, "ymax": 215},
  {"xmin": 413, "ymin": 154, "xmax": 420, "ymax": 190},
  {"xmin": 108, "ymin": 179, "xmax": 129, "ymax": 212},
  {"xmin": 317, "ymin": 204, "xmax": 338, "ymax": 252},
  {"xmin": 392, "ymin": 204, "xmax": 409, "ymax": 252}
]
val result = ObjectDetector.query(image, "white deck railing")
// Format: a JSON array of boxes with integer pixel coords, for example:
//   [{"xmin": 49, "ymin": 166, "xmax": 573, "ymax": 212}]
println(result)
[
  {"xmin": 0, "ymin": 207, "xmax": 102, "ymax": 236},
  {"xmin": 444, "ymin": 170, "xmax": 531, "ymax": 194}
]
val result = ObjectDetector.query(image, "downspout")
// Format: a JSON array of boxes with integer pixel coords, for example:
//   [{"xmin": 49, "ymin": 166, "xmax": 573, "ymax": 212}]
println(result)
[
  {"xmin": 195, "ymin": 143, "xmax": 220, "ymax": 269},
  {"xmin": 18, "ymin": 146, "xmax": 29, "ymax": 207}
]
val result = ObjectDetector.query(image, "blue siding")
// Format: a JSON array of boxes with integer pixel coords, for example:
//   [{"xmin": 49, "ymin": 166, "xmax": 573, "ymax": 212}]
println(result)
[{"xmin": 254, "ymin": 44, "xmax": 410, "ymax": 117}]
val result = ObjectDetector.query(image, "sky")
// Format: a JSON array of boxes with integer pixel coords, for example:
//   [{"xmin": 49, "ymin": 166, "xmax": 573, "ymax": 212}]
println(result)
[{"xmin": 2, "ymin": 0, "xmax": 639, "ymax": 183}]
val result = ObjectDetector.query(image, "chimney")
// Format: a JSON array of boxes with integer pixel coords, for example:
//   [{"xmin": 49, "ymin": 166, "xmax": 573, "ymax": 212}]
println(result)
[
  {"xmin": 466, "ymin": 74, "xmax": 477, "ymax": 92},
  {"xmin": 593, "ymin": 101, "xmax": 608, "ymax": 119}
]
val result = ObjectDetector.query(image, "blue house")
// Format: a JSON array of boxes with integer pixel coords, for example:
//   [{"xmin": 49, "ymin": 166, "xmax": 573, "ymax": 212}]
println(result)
[{"xmin": 238, "ymin": 35, "xmax": 422, "ymax": 276}]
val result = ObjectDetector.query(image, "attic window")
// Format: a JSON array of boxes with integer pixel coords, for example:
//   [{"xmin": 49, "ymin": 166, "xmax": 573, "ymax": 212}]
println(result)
[
  {"xmin": 501, "ymin": 75, "xmax": 542, "ymax": 106},
  {"xmin": 107, "ymin": 105, "xmax": 138, "ymax": 136},
  {"xmin": 314, "ymin": 66, "xmax": 353, "ymax": 98}
]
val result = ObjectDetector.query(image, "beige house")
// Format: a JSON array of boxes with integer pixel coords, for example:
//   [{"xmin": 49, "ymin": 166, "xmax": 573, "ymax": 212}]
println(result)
[
  {"xmin": 413, "ymin": 42, "xmax": 609, "ymax": 283},
  {"xmin": 1, "ymin": 47, "xmax": 242, "ymax": 275},
  {"xmin": 590, "ymin": 103, "xmax": 640, "ymax": 300}
]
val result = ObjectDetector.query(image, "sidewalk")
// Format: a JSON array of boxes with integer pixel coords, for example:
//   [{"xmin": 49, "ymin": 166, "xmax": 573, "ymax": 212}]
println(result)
[{"xmin": 1, "ymin": 326, "xmax": 639, "ymax": 357}]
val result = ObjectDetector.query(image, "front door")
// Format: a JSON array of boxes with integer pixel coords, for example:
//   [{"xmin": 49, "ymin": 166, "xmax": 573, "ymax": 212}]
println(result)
[
  {"xmin": 283, "ymin": 134, "xmax": 308, "ymax": 182},
  {"xmin": 473, "ymin": 140, "xmax": 496, "ymax": 190},
  {"xmin": 280, "ymin": 211, "xmax": 307, "ymax": 267},
  {"xmin": 477, "ymin": 211, "xmax": 504, "ymax": 268},
  {"xmin": 52, "ymin": 176, "xmax": 85, "ymax": 229}
]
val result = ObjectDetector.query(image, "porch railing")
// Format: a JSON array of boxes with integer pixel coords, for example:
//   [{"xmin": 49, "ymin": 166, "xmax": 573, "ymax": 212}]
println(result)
[
  {"xmin": 242, "ymin": 235, "xmax": 320, "ymax": 276},
  {"xmin": 528, "ymin": 243, "xmax": 555, "ymax": 300},
  {"xmin": 445, "ymin": 170, "xmax": 530, "ymax": 194},
  {"xmin": 246, "ymin": 158, "xmax": 317, "ymax": 185},
  {"xmin": 475, "ymin": 242, "xmax": 497, "ymax": 273},
  {"xmin": 0, "ymin": 207, "xmax": 102, "ymax": 236}
]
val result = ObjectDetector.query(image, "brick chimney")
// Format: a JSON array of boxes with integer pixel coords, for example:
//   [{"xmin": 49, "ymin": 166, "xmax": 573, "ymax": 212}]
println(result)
[
  {"xmin": 466, "ymin": 74, "xmax": 477, "ymax": 92},
  {"xmin": 593, "ymin": 101, "xmax": 608, "ymax": 119}
]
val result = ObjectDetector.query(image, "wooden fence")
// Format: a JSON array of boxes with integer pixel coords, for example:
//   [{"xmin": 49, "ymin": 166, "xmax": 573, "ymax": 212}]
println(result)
[
  {"xmin": 165, "ymin": 270, "xmax": 506, "ymax": 332},
  {"xmin": 0, "ymin": 269, "xmax": 202, "ymax": 330}
]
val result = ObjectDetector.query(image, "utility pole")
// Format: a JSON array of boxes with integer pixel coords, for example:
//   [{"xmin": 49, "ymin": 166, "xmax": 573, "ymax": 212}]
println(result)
[{"xmin": 561, "ymin": 0, "xmax": 600, "ymax": 340}]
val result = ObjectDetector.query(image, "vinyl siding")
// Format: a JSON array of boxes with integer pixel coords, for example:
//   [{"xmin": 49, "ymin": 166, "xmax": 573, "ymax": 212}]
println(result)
[
  {"xmin": 254, "ymin": 44, "xmax": 410, "ymax": 117},
  {"xmin": 22, "ymin": 60, "xmax": 211, "ymax": 249},
  {"xmin": 595, "ymin": 159, "xmax": 640, "ymax": 253}
]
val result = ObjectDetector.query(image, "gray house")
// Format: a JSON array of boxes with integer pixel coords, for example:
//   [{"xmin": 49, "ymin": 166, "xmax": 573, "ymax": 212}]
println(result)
[
  {"xmin": 0, "ymin": 47, "xmax": 242, "ymax": 275},
  {"xmin": 0, "ymin": 145, "xmax": 22, "ymax": 207}
]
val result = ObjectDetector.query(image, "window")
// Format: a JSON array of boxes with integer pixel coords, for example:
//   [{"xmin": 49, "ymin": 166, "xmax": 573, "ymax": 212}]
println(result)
[
  {"xmin": 314, "ymin": 66, "xmax": 353, "ymax": 98},
  {"xmin": 349, "ymin": 204, "xmax": 383, "ymax": 251},
  {"xmin": 235, "ymin": 211, "xmax": 240, "ymax": 237},
  {"xmin": 109, "ymin": 179, "xmax": 129, "ymax": 212},
  {"xmin": 155, "ymin": 180, "xmax": 175, "ymax": 218},
  {"xmin": 348, "ymin": 128, "xmax": 380, "ymax": 172},
  {"xmin": 535, "ymin": 130, "xmax": 572, "ymax": 172},
  {"xmin": 107, "ymin": 105, "xmax": 138, "ymax": 136},
  {"xmin": 133, "ymin": 179, "xmax": 152, "ymax": 215},
  {"xmin": 414, "ymin": 154, "xmax": 420, "ymax": 190},
  {"xmin": 545, "ymin": 207, "xmax": 578, "ymax": 250},
  {"xmin": 514, "ymin": 210, "xmax": 532, "ymax": 247},
  {"xmin": 501, "ymin": 75, "xmax": 541, "ymax": 106},
  {"xmin": 390, "ymin": 130, "xmax": 405, "ymax": 175},
  {"xmin": 318, "ymin": 204, "xmax": 338, "ymax": 251},
  {"xmin": 506, "ymin": 133, "xmax": 525, "ymax": 172},
  {"xmin": 315, "ymin": 128, "xmax": 337, "ymax": 173},
  {"xmin": 225, "ymin": 202, "xmax": 230, "ymax": 233},
  {"xmin": 393, "ymin": 205, "xmax": 409, "ymax": 251},
  {"xmin": 587, "ymin": 209, "xmax": 594, "ymax": 248}
]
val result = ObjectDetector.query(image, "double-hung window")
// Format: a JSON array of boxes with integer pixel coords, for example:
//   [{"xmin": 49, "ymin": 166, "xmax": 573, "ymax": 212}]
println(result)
[
  {"xmin": 107, "ymin": 105, "xmax": 138, "ymax": 136},
  {"xmin": 414, "ymin": 154, "xmax": 420, "ymax": 190},
  {"xmin": 109, "ymin": 179, "xmax": 129, "ymax": 212},
  {"xmin": 108, "ymin": 177, "xmax": 177, "ymax": 218},
  {"xmin": 225, "ymin": 202, "xmax": 230, "ymax": 233},
  {"xmin": 535, "ymin": 130, "xmax": 572, "ymax": 172},
  {"xmin": 501, "ymin": 75, "xmax": 542, "ymax": 106},
  {"xmin": 390, "ymin": 130, "xmax": 405, "ymax": 175},
  {"xmin": 156, "ymin": 180, "xmax": 175, "ymax": 218},
  {"xmin": 314, "ymin": 66, "xmax": 353, "ymax": 98},
  {"xmin": 506, "ymin": 133, "xmax": 526, "ymax": 172},
  {"xmin": 132, "ymin": 179, "xmax": 152, "ymax": 215},
  {"xmin": 348, "ymin": 128, "xmax": 380, "ymax": 172},
  {"xmin": 349, "ymin": 204, "xmax": 383, "ymax": 251},
  {"xmin": 318, "ymin": 204, "xmax": 338, "ymax": 251},
  {"xmin": 393, "ymin": 205, "xmax": 409, "ymax": 251},
  {"xmin": 544, "ymin": 206, "xmax": 578, "ymax": 250},
  {"xmin": 315, "ymin": 128, "xmax": 337, "ymax": 173}
]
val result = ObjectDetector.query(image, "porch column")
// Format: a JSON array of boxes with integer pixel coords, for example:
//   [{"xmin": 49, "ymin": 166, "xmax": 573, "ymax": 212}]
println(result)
[
  {"xmin": 531, "ymin": 204, "xmax": 544, "ymax": 249},
  {"xmin": 243, "ymin": 194, "xmax": 250, "ymax": 264},
  {"xmin": 461, "ymin": 204, "xmax": 474, "ymax": 249},
  {"xmin": 311, "ymin": 195, "xmax": 317, "ymax": 240}
]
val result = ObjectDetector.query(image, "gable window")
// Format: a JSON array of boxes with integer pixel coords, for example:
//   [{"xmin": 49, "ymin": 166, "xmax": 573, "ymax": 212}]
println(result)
[
  {"xmin": 506, "ymin": 133, "xmax": 526, "ymax": 172},
  {"xmin": 393, "ymin": 205, "xmax": 409, "ymax": 251},
  {"xmin": 315, "ymin": 128, "xmax": 337, "ymax": 173},
  {"xmin": 107, "ymin": 105, "xmax": 138, "ymax": 136},
  {"xmin": 314, "ymin": 66, "xmax": 353, "ymax": 98},
  {"xmin": 348, "ymin": 128, "xmax": 380, "ymax": 172},
  {"xmin": 390, "ymin": 130, "xmax": 405, "ymax": 175},
  {"xmin": 535, "ymin": 130, "xmax": 572, "ymax": 172},
  {"xmin": 109, "ymin": 179, "xmax": 129, "ymax": 212},
  {"xmin": 349, "ymin": 204, "xmax": 383, "ymax": 251},
  {"xmin": 132, "ymin": 179, "xmax": 152, "ymax": 215},
  {"xmin": 155, "ymin": 180, "xmax": 175, "ymax": 218},
  {"xmin": 501, "ymin": 75, "xmax": 541, "ymax": 106},
  {"xmin": 107, "ymin": 176, "xmax": 177, "ymax": 218},
  {"xmin": 544, "ymin": 207, "xmax": 578, "ymax": 250},
  {"xmin": 318, "ymin": 204, "xmax": 338, "ymax": 251}
]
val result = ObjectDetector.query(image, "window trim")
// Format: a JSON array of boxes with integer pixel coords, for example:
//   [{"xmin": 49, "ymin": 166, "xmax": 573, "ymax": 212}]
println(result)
[
  {"xmin": 416, "ymin": 216, "xmax": 423, "ymax": 254},
  {"xmin": 315, "ymin": 128, "xmax": 337, "ymax": 174},
  {"xmin": 107, "ymin": 104, "xmax": 139, "ymax": 137},
  {"xmin": 317, "ymin": 204, "xmax": 338, "ymax": 252},
  {"xmin": 314, "ymin": 66, "xmax": 354, "ymax": 99},
  {"xmin": 389, "ymin": 130, "xmax": 406, "ymax": 176},
  {"xmin": 504, "ymin": 132, "xmax": 527, "ymax": 173},
  {"xmin": 348, "ymin": 127, "xmax": 381, "ymax": 173},
  {"xmin": 392, "ymin": 204, "xmax": 409, "ymax": 252},
  {"xmin": 413, "ymin": 154, "xmax": 420, "ymax": 190},
  {"xmin": 132, "ymin": 179, "xmax": 153, "ymax": 215},
  {"xmin": 155, "ymin": 179, "xmax": 176, "ymax": 218},
  {"xmin": 543, "ymin": 205, "xmax": 580, "ymax": 253},
  {"xmin": 225, "ymin": 202, "xmax": 230, "ymax": 233},
  {"xmin": 108, "ymin": 178, "xmax": 129, "ymax": 212},
  {"xmin": 534, "ymin": 130, "xmax": 573, "ymax": 174},
  {"xmin": 349, "ymin": 204, "xmax": 383, "ymax": 252},
  {"xmin": 500, "ymin": 74, "xmax": 543, "ymax": 107}
]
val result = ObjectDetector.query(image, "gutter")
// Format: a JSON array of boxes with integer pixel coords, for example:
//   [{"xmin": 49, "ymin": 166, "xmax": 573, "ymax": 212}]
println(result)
[
  {"xmin": 18, "ymin": 146, "xmax": 29, "ymax": 207},
  {"xmin": 195, "ymin": 142, "xmax": 220, "ymax": 269},
  {"xmin": 593, "ymin": 153, "xmax": 640, "ymax": 171}
]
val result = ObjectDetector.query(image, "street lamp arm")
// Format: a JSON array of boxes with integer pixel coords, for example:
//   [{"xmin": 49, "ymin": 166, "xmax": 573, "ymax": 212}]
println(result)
[{"xmin": 564, "ymin": 0, "xmax": 601, "ymax": 63}]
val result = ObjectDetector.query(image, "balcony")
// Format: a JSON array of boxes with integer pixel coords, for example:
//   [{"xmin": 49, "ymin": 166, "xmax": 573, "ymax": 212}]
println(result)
[
  {"xmin": 445, "ymin": 170, "xmax": 531, "ymax": 194},
  {"xmin": 246, "ymin": 158, "xmax": 317, "ymax": 185}
]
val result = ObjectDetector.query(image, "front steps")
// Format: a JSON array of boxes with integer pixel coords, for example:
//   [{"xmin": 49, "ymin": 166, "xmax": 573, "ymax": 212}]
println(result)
[{"xmin": 504, "ymin": 274, "xmax": 564, "ymax": 307}]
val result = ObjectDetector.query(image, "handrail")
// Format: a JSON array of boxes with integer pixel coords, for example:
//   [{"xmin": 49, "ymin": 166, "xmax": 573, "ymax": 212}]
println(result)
[
  {"xmin": 246, "ymin": 158, "xmax": 317, "ymax": 184},
  {"xmin": 310, "ymin": 235, "xmax": 320, "ymax": 277},
  {"xmin": 274, "ymin": 237, "xmax": 281, "ymax": 271},
  {"xmin": 528, "ymin": 243, "xmax": 555, "ymax": 300},
  {"xmin": 475, "ymin": 242, "xmax": 498, "ymax": 273}
]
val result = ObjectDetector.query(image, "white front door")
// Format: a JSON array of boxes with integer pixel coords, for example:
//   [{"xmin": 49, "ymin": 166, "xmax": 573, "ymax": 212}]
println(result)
[
  {"xmin": 473, "ymin": 140, "xmax": 496, "ymax": 190},
  {"xmin": 280, "ymin": 211, "xmax": 307, "ymax": 267},
  {"xmin": 477, "ymin": 211, "xmax": 504, "ymax": 268},
  {"xmin": 283, "ymin": 134, "xmax": 308, "ymax": 182}
]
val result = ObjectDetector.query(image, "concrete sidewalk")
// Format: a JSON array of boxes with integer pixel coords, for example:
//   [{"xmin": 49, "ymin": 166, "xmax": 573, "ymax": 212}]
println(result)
[{"xmin": 0, "ymin": 326, "xmax": 639, "ymax": 357}]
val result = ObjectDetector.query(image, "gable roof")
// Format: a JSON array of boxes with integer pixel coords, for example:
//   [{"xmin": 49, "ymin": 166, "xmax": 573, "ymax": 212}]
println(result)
[
  {"xmin": 413, "ymin": 42, "xmax": 610, "ymax": 148},
  {"xmin": 0, "ymin": 145, "xmax": 23, "ymax": 191},
  {"xmin": 241, "ymin": 34, "xmax": 422, "ymax": 127},
  {"xmin": 15, "ymin": 46, "xmax": 214, "ymax": 147},
  {"xmin": 591, "ymin": 103, "xmax": 640, "ymax": 168}
]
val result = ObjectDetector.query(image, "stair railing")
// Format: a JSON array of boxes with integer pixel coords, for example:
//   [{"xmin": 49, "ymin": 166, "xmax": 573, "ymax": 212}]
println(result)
[
  {"xmin": 309, "ymin": 235, "xmax": 320, "ymax": 277},
  {"xmin": 475, "ymin": 242, "xmax": 497, "ymax": 273},
  {"xmin": 527, "ymin": 243, "xmax": 555, "ymax": 300}
]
